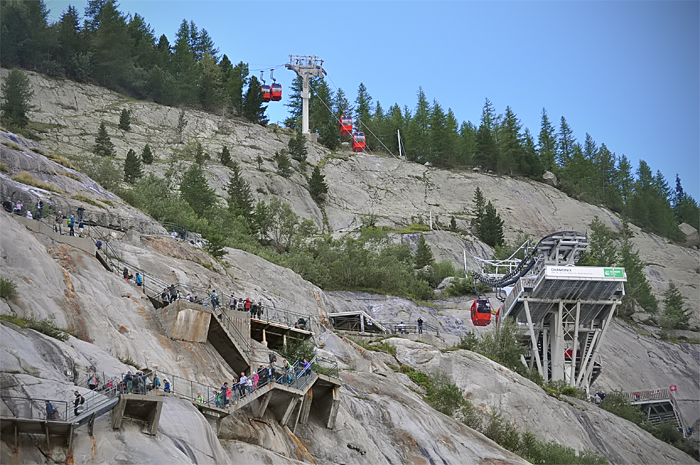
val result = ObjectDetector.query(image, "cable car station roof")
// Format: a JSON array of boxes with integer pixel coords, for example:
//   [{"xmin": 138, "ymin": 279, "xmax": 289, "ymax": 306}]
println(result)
[{"xmin": 503, "ymin": 265, "xmax": 626, "ymax": 327}]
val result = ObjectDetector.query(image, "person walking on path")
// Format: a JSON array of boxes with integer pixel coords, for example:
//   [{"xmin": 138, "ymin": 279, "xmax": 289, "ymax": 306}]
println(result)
[
  {"xmin": 210, "ymin": 290, "xmax": 219, "ymax": 311},
  {"xmin": 45, "ymin": 400, "xmax": 58, "ymax": 420},
  {"xmin": 417, "ymin": 317, "xmax": 424, "ymax": 335},
  {"xmin": 77, "ymin": 205, "xmax": 85, "ymax": 222},
  {"xmin": 35, "ymin": 198, "xmax": 43, "ymax": 219},
  {"xmin": 54, "ymin": 211, "xmax": 64, "ymax": 234},
  {"xmin": 73, "ymin": 391, "xmax": 84, "ymax": 416}
]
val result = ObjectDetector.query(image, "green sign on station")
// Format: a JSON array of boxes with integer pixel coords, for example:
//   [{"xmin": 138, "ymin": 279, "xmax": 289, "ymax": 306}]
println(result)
[{"xmin": 603, "ymin": 268, "xmax": 624, "ymax": 278}]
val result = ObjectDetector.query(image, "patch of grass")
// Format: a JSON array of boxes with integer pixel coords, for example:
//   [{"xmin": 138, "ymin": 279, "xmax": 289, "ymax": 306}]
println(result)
[
  {"xmin": 1, "ymin": 277, "xmax": 18, "ymax": 299},
  {"xmin": 71, "ymin": 194, "xmax": 104, "ymax": 209},
  {"xmin": 391, "ymin": 223, "xmax": 431, "ymax": 234},
  {"xmin": 61, "ymin": 172, "xmax": 82, "ymax": 182},
  {"xmin": 2, "ymin": 141, "xmax": 22, "ymax": 151},
  {"xmin": 102, "ymin": 200, "xmax": 114, "ymax": 207},
  {"xmin": 29, "ymin": 146, "xmax": 46, "ymax": 155},
  {"xmin": 45, "ymin": 152, "xmax": 77, "ymax": 170},
  {"xmin": 11, "ymin": 171, "xmax": 63, "ymax": 193},
  {"xmin": 117, "ymin": 355, "xmax": 138, "ymax": 367},
  {"xmin": 371, "ymin": 341, "xmax": 397, "ymax": 356},
  {"xmin": 0, "ymin": 314, "xmax": 70, "ymax": 342},
  {"xmin": 0, "ymin": 162, "xmax": 7, "ymax": 173}
]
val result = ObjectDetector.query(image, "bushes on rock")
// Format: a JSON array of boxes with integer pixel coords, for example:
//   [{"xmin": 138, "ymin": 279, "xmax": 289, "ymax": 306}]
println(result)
[
  {"xmin": 0, "ymin": 277, "xmax": 17, "ymax": 300},
  {"xmin": 0, "ymin": 314, "xmax": 69, "ymax": 342}
]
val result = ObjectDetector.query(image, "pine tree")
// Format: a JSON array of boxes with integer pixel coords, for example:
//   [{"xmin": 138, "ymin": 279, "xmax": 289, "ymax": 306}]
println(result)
[
  {"xmin": 450, "ymin": 216, "xmax": 457, "ymax": 230},
  {"xmin": 180, "ymin": 163, "xmax": 216, "ymax": 216},
  {"xmin": 471, "ymin": 187, "xmax": 486, "ymax": 236},
  {"xmin": 226, "ymin": 161, "xmax": 254, "ymax": 219},
  {"xmin": 556, "ymin": 116, "xmax": 576, "ymax": 168},
  {"xmin": 123, "ymin": 148, "xmax": 143, "ymax": 184},
  {"xmin": 660, "ymin": 282, "xmax": 690, "ymax": 330},
  {"xmin": 415, "ymin": 234, "xmax": 434, "ymax": 268},
  {"xmin": 537, "ymin": 108, "xmax": 557, "ymax": 173},
  {"xmin": 193, "ymin": 143, "xmax": 209, "ymax": 166},
  {"xmin": 255, "ymin": 155, "xmax": 263, "ymax": 171},
  {"xmin": 198, "ymin": 51, "xmax": 223, "ymax": 111},
  {"xmin": 275, "ymin": 150, "xmax": 292, "ymax": 178},
  {"xmin": 577, "ymin": 217, "xmax": 618, "ymax": 267},
  {"xmin": 308, "ymin": 166, "xmax": 328, "ymax": 202},
  {"xmin": 0, "ymin": 69, "xmax": 35, "ymax": 130},
  {"xmin": 93, "ymin": 121, "xmax": 115, "ymax": 157},
  {"xmin": 481, "ymin": 201, "xmax": 505, "ymax": 247},
  {"xmin": 219, "ymin": 145, "xmax": 231, "ymax": 167},
  {"xmin": 242, "ymin": 75, "xmax": 267, "ymax": 124},
  {"xmin": 474, "ymin": 99, "xmax": 498, "ymax": 170},
  {"xmin": 141, "ymin": 144, "xmax": 154, "ymax": 164},
  {"xmin": 619, "ymin": 237, "xmax": 658, "ymax": 314},
  {"xmin": 288, "ymin": 131, "xmax": 307, "ymax": 162},
  {"xmin": 673, "ymin": 175, "xmax": 700, "ymax": 231},
  {"xmin": 118, "ymin": 108, "xmax": 131, "ymax": 131}
]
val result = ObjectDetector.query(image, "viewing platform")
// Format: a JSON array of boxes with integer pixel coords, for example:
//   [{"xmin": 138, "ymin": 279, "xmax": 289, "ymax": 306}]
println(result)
[
  {"xmin": 620, "ymin": 387, "xmax": 687, "ymax": 436},
  {"xmin": 110, "ymin": 394, "xmax": 163, "ymax": 436},
  {"xmin": 156, "ymin": 300, "xmax": 251, "ymax": 374}
]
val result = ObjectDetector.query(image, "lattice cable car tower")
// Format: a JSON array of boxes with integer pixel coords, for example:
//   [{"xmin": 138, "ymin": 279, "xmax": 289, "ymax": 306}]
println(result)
[
  {"xmin": 468, "ymin": 231, "xmax": 627, "ymax": 393},
  {"xmin": 285, "ymin": 55, "xmax": 326, "ymax": 135}
]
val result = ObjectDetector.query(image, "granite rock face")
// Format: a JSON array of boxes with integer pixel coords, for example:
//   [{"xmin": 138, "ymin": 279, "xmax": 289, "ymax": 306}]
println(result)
[{"xmin": 1, "ymin": 69, "xmax": 699, "ymax": 463}]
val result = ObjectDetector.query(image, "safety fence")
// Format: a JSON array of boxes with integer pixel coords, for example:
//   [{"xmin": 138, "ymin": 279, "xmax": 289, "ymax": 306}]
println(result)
[
  {"xmin": 0, "ymin": 396, "xmax": 71, "ymax": 422},
  {"xmin": 145, "ymin": 357, "xmax": 320, "ymax": 410}
]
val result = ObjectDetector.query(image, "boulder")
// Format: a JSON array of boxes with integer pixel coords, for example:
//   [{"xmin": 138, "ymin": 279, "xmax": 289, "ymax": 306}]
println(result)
[
  {"xmin": 631, "ymin": 312, "xmax": 654, "ymax": 324},
  {"xmin": 678, "ymin": 223, "xmax": 700, "ymax": 248},
  {"xmin": 542, "ymin": 170, "xmax": 558, "ymax": 187}
]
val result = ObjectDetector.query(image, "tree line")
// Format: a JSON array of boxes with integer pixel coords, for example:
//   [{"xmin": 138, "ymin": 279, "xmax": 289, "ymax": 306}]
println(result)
[
  {"xmin": 287, "ymin": 80, "xmax": 698, "ymax": 242},
  {"xmin": 2, "ymin": 0, "xmax": 697, "ymax": 243},
  {"xmin": 0, "ymin": 0, "xmax": 267, "ymax": 123}
]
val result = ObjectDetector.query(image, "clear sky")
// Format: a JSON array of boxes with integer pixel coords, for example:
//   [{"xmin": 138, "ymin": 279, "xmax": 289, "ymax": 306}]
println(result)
[{"xmin": 46, "ymin": 0, "xmax": 700, "ymax": 199}]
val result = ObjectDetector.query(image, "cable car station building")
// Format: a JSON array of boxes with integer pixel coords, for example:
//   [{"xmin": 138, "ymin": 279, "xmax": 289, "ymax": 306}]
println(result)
[{"xmin": 482, "ymin": 232, "xmax": 627, "ymax": 392}]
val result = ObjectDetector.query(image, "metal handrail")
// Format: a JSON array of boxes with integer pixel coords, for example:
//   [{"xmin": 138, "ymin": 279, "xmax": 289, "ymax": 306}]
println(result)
[
  {"xmin": 150, "ymin": 357, "xmax": 316, "ymax": 410},
  {"xmin": 381, "ymin": 320, "xmax": 440, "ymax": 336},
  {"xmin": 1, "ymin": 396, "xmax": 70, "ymax": 422}
]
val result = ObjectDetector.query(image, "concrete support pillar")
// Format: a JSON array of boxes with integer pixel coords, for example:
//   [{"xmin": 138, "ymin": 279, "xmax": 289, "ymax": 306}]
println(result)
[
  {"xmin": 146, "ymin": 400, "xmax": 163, "ymax": 436},
  {"xmin": 360, "ymin": 314, "xmax": 365, "ymax": 333},
  {"xmin": 280, "ymin": 398, "xmax": 301, "ymax": 426},
  {"xmin": 299, "ymin": 389, "xmax": 313, "ymax": 425},
  {"xmin": 111, "ymin": 397, "xmax": 126, "ymax": 430},
  {"xmin": 326, "ymin": 386, "xmax": 340, "ymax": 430},
  {"xmin": 256, "ymin": 392, "xmax": 272, "ymax": 419}
]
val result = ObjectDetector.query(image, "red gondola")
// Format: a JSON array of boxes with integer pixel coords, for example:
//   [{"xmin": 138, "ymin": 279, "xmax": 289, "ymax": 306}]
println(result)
[
  {"xmin": 271, "ymin": 83, "xmax": 282, "ymax": 101},
  {"xmin": 470, "ymin": 298, "xmax": 493, "ymax": 326},
  {"xmin": 351, "ymin": 132, "xmax": 366, "ymax": 152},
  {"xmin": 261, "ymin": 84, "xmax": 271, "ymax": 102},
  {"xmin": 339, "ymin": 115, "xmax": 353, "ymax": 135}
]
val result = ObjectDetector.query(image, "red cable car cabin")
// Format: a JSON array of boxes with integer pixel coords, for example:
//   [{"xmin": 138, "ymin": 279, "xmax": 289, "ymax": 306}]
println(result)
[
  {"xmin": 470, "ymin": 298, "xmax": 492, "ymax": 326},
  {"xmin": 339, "ymin": 115, "xmax": 353, "ymax": 135},
  {"xmin": 270, "ymin": 83, "xmax": 282, "ymax": 101},
  {"xmin": 261, "ymin": 84, "xmax": 271, "ymax": 102},
  {"xmin": 351, "ymin": 132, "xmax": 366, "ymax": 152}
]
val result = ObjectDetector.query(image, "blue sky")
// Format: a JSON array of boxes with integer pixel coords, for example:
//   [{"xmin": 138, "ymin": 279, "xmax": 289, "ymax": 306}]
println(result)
[{"xmin": 46, "ymin": 0, "xmax": 699, "ymax": 199}]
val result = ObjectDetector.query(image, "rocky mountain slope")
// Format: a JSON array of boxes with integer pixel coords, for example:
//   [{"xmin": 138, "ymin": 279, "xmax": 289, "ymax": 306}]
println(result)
[
  {"xmin": 0, "ymin": 208, "xmax": 697, "ymax": 464},
  {"xmin": 0, "ymin": 69, "xmax": 699, "ymax": 463},
  {"xmin": 3, "ymin": 69, "xmax": 698, "ymax": 324}
]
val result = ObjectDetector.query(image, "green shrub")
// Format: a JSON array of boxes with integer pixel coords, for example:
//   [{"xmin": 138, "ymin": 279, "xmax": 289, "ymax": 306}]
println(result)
[
  {"xmin": 278, "ymin": 338, "xmax": 316, "ymax": 364},
  {"xmin": 0, "ymin": 314, "xmax": 69, "ymax": 342},
  {"xmin": 0, "ymin": 277, "xmax": 17, "ymax": 300},
  {"xmin": 456, "ymin": 331, "xmax": 480, "ymax": 351},
  {"xmin": 600, "ymin": 391, "xmax": 646, "ymax": 425}
]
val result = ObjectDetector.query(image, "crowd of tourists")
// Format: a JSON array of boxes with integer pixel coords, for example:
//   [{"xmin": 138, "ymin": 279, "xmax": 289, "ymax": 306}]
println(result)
[{"xmin": 3, "ymin": 197, "xmax": 87, "ymax": 237}]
